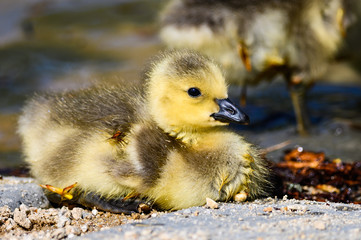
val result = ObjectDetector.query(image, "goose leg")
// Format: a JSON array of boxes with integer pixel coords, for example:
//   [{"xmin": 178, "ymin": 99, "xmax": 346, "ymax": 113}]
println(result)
[
  {"xmin": 77, "ymin": 192, "xmax": 151, "ymax": 214},
  {"xmin": 240, "ymin": 82, "xmax": 247, "ymax": 107},
  {"xmin": 289, "ymin": 82, "xmax": 310, "ymax": 135},
  {"xmin": 45, "ymin": 190, "xmax": 150, "ymax": 214}
]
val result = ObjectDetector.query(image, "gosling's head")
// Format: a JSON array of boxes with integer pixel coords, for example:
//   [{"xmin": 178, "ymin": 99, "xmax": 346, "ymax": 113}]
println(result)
[{"xmin": 145, "ymin": 50, "xmax": 249, "ymax": 135}]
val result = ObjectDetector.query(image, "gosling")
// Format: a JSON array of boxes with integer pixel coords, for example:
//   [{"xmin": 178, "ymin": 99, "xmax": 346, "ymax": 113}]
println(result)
[
  {"xmin": 160, "ymin": 0, "xmax": 349, "ymax": 135},
  {"xmin": 18, "ymin": 50, "xmax": 270, "ymax": 213}
]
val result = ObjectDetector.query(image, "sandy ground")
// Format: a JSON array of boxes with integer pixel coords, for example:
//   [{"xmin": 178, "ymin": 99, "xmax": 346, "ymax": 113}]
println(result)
[
  {"xmin": 1, "ymin": 176, "xmax": 361, "ymax": 240},
  {"xmin": 80, "ymin": 197, "xmax": 361, "ymax": 240}
]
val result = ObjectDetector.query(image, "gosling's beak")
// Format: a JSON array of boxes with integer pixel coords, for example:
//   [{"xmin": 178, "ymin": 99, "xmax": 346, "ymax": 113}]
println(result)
[{"xmin": 211, "ymin": 98, "xmax": 250, "ymax": 125}]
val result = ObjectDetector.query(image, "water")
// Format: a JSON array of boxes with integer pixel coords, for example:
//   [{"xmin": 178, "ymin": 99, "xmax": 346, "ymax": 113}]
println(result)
[
  {"xmin": 0, "ymin": 0, "xmax": 166, "ymax": 170},
  {"xmin": 0, "ymin": 0, "xmax": 361, "ymax": 171}
]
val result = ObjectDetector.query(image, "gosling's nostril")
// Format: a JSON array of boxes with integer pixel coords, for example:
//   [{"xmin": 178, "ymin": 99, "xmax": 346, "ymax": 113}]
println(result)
[{"xmin": 226, "ymin": 108, "xmax": 235, "ymax": 115}]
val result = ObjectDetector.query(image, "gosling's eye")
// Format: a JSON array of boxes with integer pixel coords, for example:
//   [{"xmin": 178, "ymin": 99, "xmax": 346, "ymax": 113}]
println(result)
[{"xmin": 187, "ymin": 87, "xmax": 202, "ymax": 98}]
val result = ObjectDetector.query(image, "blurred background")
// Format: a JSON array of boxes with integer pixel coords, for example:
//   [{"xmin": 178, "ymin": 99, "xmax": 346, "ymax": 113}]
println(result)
[{"xmin": 0, "ymin": 0, "xmax": 361, "ymax": 174}]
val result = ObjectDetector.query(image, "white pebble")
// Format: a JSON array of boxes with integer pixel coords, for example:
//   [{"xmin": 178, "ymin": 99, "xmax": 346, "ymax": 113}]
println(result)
[
  {"xmin": 183, "ymin": 209, "xmax": 191, "ymax": 215},
  {"xmin": 51, "ymin": 228, "xmax": 66, "ymax": 239},
  {"xmin": 205, "ymin": 198, "xmax": 219, "ymax": 209},
  {"xmin": 68, "ymin": 233, "xmax": 75, "ymax": 239},
  {"xmin": 14, "ymin": 208, "xmax": 32, "ymax": 229},
  {"xmin": 314, "ymin": 221, "xmax": 326, "ymax": 230},
  {"xmin": 288, "ymin": 205, "xmax": 308, "ymax": 212},
  {"xmin": 92, "ymin": 209, "xmax": 98, "ymax": 216},
  {"xmin": 57, "ymin": 216, "xmax": 70, "ymax": 228},
  {"xmin": 5, "ymin": 218, "xmax": 16, "ymax": 231},
  {"xmin": 71, "ymin": 207, "xmax": 84, "ymax": 220},
  {"xmin": 81, "ymin": 224, "xmax": 89, "ymax": 233},
  {"xmin": 19, "ymin": 204, "xmax": 30, "ymax": 214}
]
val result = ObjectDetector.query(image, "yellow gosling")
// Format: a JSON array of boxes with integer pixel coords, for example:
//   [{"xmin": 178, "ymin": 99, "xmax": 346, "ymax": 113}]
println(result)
[{"xmin": 18, "ymin": 50, "xmax": 270, "ymax": 213}]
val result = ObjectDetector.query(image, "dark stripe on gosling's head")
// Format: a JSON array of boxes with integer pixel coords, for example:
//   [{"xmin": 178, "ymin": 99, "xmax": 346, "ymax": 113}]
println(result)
[
  {"xmin": 142, "ymin": 50, "xmax": 214, "ymax": 82},
  {"xmin": 172, "ymin": 51, "xmax": 210, "ymax": 76}
]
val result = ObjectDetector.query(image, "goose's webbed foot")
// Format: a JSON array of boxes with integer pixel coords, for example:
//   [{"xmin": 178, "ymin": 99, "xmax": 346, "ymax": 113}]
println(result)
[
  {"xmin": 42, "ymin": 184, "xmax": 151, "ymax": 214},
  {"xmin": 77, "ymin": 192, "xmax": 152, "ymax": 214}
]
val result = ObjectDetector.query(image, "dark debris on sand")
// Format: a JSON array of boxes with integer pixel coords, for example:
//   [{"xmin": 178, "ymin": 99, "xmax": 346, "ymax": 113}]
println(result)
[{"xmin": 272, "ymin": 148, "xmax": 361, "ymax": 204}]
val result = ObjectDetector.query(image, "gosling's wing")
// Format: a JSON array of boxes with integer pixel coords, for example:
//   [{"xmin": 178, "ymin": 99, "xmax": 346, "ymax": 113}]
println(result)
[
  {"xmin": 18, "ymin": 84, "xmax": 146, "ymax": 187},
  {"xmin": 40, "ymin": 84, "xmax": 146, "ymax": 133}
]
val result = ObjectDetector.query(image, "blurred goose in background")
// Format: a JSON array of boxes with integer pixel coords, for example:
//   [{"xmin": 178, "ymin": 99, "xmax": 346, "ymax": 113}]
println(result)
[
  {"xmin": 160, "ymin": 0, "xmax": 350, "ymax": 135},
  {"xmin": 18, "ymin": 50, "xmax": 270, "ymax": 213}
]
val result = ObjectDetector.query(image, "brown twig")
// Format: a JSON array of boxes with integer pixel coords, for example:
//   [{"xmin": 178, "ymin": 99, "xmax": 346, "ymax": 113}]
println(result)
[{"xmin": 261, "ymin": 140, "xmax": 292, "ymax": 155}]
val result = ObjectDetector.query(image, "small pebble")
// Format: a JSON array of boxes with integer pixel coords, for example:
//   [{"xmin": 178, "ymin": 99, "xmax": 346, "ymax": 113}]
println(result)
[
  {"xmin": 65, "ymin": 225, "xmax": 75, "ymax": 235},
  {"xmin": 183, "ymin": 209, "xmax": 191, "ymax": 215},
  {"xmin": 19, "ymin": 204, "xmax": 30, "ymax": 214},
  {"xmin": 263, "ymin": 207, "xmax": 273, "ymax": 212},
  {"xmin": 314, "ymin": 221, "xmax": 326, "ymax": 230},
  {"xmin": 65, "ymin": 225, "xmax": 81, "ymax": 236},
  {"xmin": 82, "ymin": 211, "xmax": 92, "ymax": 219},
  {"xmin": 51, "ymin": 228, "xmax": 66, "ymax": 239},
  {"xmin": 57, "ymin": 216, "xmax": 70, "ymax": 228},
  {"xmin": 92, "ymin": 209, "xmax": 98, "ymax": 216},
  {"xmin": 0, "ymin": 205, "xmax": 12, "ymax": 218},
  {"xmin": 71, "ymin": 208, "xmax": 83, "ymax": 220},
  {"xmin": 280, "ymin": 207, "xmax": 289, "ymax": 212},
  {"xmin": 13, "ymin": 208, "xmax": 32, "ymax": 229},
  {"xmin": 59, "ymin": 206, "xmax": 69, "ymax": 216},
  {"xmin": 72, "ymin": 226, "xmax": 82, "ymax": 235},
  {"xmin": 80, "ymin": 224, "xmax": 89, "ymax": 233},
  {"xmin": 234, "ymin": 192, "xmax": 248, "ymax": 202},
  {"xmin": 205, "ymin": 198, "xmax": 219, "ymax": 209},
  {"xmin": 5, "ymin": 218, "xmax": 16, "ymax": 231},
  {"xmin": 288, "ymin": 205, "xmax": 308, "ymax": 212}
]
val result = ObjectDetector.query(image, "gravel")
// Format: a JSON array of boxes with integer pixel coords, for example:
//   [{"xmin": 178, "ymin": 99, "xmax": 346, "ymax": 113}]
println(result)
[
  {"xmin": 1, "ymin": 179, "xmax": 361, "ymax": 240},
  {"xmin": 0, "ymin": 176, "xmax": 153, "ymax": 239},
  {"xmin": 0, "ymin": 202, "xmax": 150, "ymax": 239}
]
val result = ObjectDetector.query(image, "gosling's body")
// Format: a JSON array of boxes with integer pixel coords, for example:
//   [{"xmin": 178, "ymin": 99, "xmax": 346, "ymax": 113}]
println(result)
[
  {"xmin": 160, "ymin": 0, "xmax": 347, "ymax": 134},
  {"xmin": 161, "ymin": 0, "xmax": 345, "ymax": 85},
  {"xmin": 19, "ymin": 51, "xmax": 269, "ymax": 212}
]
